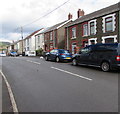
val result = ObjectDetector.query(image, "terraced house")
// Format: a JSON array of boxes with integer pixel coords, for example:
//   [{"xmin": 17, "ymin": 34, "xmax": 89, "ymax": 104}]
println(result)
[
  {"xmin": 65, "ymin": 2, "xmax": 120, "ymax": 54},
  {"xmin": 44, "ymin": 14, "xmax": 72, "ymax": 52},
  {"xmin": 7, "ymin": 40, "xmax": 23, "ymax": 55},
  {"xmin": 24, "ymin": 29, "xmax": 43, "ymax": 56}
]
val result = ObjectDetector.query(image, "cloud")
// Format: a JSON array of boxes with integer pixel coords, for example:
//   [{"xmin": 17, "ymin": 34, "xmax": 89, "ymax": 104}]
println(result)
[{"xmin": 1, "ymin": 0, "xmax": 119, "ymax": 41}]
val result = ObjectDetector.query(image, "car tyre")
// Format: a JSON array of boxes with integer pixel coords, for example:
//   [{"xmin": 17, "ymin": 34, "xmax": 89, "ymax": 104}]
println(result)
[
  {"xmin": 101, "ymin": 62, "xmax": 110, "ymax": 72},
  {"xmin": 45, "ymin": 56, "xmax": 48, "ymax": 61},
  {"xmin": 72, "ymin": 58, "xmax": 78, "ymax": 66},
  {"xmin": 56, "ymin": 57, "xmax": 60, "ymax": 62}
]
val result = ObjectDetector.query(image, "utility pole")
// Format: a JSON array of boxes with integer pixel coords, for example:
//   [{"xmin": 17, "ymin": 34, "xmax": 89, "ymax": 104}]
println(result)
[{"xmin": 21, "ymin": 27, "xmax": 24, "ymax": 55}]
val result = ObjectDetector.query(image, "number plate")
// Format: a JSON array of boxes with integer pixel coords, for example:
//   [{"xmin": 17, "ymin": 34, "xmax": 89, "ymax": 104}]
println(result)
[{"xmin": 66, "ymin": 57, "xmax": 71, "ymax": 59}]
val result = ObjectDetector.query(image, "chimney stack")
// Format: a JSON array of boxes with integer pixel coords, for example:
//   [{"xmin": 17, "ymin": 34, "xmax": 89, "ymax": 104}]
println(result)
[
  {"xmin": 68, "ymin": 13, "xmax": 73, "ymax": 20},
  {"xmin": 77, "ymin": 9, "xmax": 85, "ymax": 18}
]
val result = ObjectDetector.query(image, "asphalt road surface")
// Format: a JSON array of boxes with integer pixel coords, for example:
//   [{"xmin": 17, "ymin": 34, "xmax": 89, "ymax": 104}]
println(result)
[{"xmin": 2, "ymin": 56, "xmax": 119, "ymax": 112}]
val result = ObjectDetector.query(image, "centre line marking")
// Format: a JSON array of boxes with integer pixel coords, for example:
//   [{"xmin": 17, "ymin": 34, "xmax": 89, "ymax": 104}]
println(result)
[
  {"xmin": 51, "ymin": 67, "xmax": 92, "ymax": 81},
  {"xmin": 26, "ymin": 60, "xmax": 41, "ymax": 65}
]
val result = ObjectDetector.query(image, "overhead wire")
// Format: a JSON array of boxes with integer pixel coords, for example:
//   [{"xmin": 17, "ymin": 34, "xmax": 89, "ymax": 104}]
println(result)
[{"xmin": 15, "ymin": 0, "xmax": 70, "ymax": 32}]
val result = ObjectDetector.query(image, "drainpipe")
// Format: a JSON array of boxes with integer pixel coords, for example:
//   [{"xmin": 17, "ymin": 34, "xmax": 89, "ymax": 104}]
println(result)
[
  {"xmin": 67, "ymin": 27, "xmax": 69, "ymax": 50},
  {"xmin": 21, "ymin": 27, "xmax": 23, "ymax": 55},
  {"xmin": 118, "ymin": 6, "xmax": 120, "ymax": 43}
]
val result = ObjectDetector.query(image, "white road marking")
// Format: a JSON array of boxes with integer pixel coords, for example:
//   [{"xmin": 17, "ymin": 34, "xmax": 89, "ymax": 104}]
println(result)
[
  {"xmin": 0, "ymin": 70, "xmax": 19, "ymax": 113},
  {"xmin": 26, "ymin": 60, "xmax": 41, "ymax": 65},
  {"xmin": 51, "ymin": 67, "xmax": 92, "ymax": 81}
]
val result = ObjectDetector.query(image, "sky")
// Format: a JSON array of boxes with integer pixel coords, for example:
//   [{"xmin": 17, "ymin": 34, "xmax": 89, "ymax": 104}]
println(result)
[{"xmin": 1, "ymin": 0, "xmax": 119, "ymax": 42}]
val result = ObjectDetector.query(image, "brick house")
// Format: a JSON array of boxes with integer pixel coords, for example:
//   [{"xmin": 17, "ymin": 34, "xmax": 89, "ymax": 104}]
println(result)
[
  {"xmin": 65, "ymin": 2, "xmax": 120, "ymax": 54},
  {"xmin": 44, "ymin": 14, "xmax": 72, "ymax": 52}
]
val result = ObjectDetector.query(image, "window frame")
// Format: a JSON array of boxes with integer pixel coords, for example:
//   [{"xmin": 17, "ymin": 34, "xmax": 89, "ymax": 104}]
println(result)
[
  {"xmin": 88, "ymin": 19, "xmax": 97, "ymax": 35},
  {"xmin": 102, "ymin": 35, "xmax": 117, "ymax": 43},
  {"xmin": 105, "ymin": 16, "xmax": 113, "ymax": 32},
  {"xmin": 82, "ymin": 23, "xmax": 88, "ymax": 36},
  {"xmin": 71, "ymin": 27, "xmax": 76, "ymax": 39},
  {"xmin": 50, "ymin": 32, "xmax": 53, "ymax": 41},
  {"xmin": 102, "ymin": 13, "xmax": 116, "ymax": 33}
]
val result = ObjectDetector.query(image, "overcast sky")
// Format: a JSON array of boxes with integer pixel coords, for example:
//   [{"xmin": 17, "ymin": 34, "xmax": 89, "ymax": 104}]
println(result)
[{"xmin": 1, "ymin": 0, "xmax": 119, "ymax": 42}]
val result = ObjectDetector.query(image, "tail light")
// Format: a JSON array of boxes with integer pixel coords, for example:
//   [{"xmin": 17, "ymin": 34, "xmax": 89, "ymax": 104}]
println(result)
[
  {"xmin": 116, "ymin": 56, "xmax": 120, "ymax": 61},
  {"xmin": 60, "ymin": 53, "xmax": 65, "ymax": 55}
]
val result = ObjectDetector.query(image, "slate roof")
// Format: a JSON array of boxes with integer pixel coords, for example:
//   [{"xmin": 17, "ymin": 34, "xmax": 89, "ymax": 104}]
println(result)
[
  {"xmin": 43, "ymin": 20, "xmax": 71, "ymax": 33},
  {"xmin": 66, "ymin": 2, "xmax": 120, "ymax": 27},
  {"xmin": 24, "ymin": 28, "xmax": 43, "ymax": 40}
]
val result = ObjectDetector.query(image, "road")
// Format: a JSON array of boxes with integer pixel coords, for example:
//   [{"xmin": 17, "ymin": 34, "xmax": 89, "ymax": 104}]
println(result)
[{"xmin": 2, "ymin": 56, "xmax": 119, "ymax": 112}]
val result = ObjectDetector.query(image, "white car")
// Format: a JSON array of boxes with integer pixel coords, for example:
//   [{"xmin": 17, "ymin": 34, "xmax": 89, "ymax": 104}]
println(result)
[
  {"xmin": 0, "ymin": 53, "xmax": 6, "ymax": 56},
  {"xmin": 25, "ymin": 51, "xmax": 36, "ymax": 56}
]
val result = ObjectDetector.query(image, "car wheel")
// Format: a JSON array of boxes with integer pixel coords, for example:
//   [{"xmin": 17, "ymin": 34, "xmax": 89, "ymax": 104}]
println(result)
[
  {"xmin": 45, "ymin": 56, "xmax": 48, "ymax": 61},
  {"xmin": 101, "ymin": 62, "xmax": 110, "ymax": 72},
  {"xmin": 72, "ymin": 58, "xmax": 78, "ymax": 66},
  {"xmin": 56, "ymin": 57, "xmax": 60, "ymax": 62}
]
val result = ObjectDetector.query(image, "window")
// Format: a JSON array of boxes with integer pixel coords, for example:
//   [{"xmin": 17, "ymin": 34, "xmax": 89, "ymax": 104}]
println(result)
[
  {"xmin": 88, "ymin": 19, "xmax": 97, "ymax": 35},
  {"xmin": 96, "ymin": 44, "xmax": 117, "ymax": 51},
  {"xmin": 88, "ymin": 38, "xmax": 97, "ymax": 45},
  {"xmin": 38, "ymin": 36, "xmax": 40, "ymax": 43},
  {"xmin": 59, "ymin": 50, "xmax": 69, "ymax": 54},
  {"xmin": 50, "ymin": 32, "xmax": 53, "ymax": 41},
  {"xmin": 82, "ymin": 40, "xmax": 88, "ymax": 47},
  {"xmin": 27, "ymin": 47, "xmax": 29, "ymax": 51},
  {"xmin": 90, "ymin": 22, "xmax": 95, "ymax": 35},
  {"xmin": 105, "ymin": 38, "xmax": 114, "ymax": 43},
  {"xmin": 83, "ymin": 24, "xmax": 88, "ymax": 36},
  {"xmin": 105, "ymin": 17, "xmax": 113, "ymax": 32},
  {"xmin": 81, "ymin": 46, "xmax": 91, "ymax": 54},
  {"xmin": 72, "ymin": 27, "xmax": 76, "ymax": 38},
  {"xmin": 102, "ymin": 35, "xmax": 117, "ymax": 43},
  {"xmin": 54, "ymin": 50, "xmax": 58, "ymax": 53},
  {"xmin": 50, "ymin": 50, "xmax": 54, "ymax": 53},
  {"xmin": 50, "ymin": 44, "xmax": 53, "ymax": 48},
  {"xmin": 102, "ymin": 13, "xmax": 116, "ymax": 33}
]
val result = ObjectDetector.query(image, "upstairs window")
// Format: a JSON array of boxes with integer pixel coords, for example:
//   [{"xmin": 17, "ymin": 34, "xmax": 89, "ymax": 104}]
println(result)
[
  {"xmin": 83, "ymin": 24, "xmax": 88, "ymax": 36},
  {"xmin": 90, "ymin": 22, "xmax": 95, "ymax": 35},
  {"xmin": 105, "ymin": 17, "xmax": 113, "ymax": 32},
  {"xmin": 88, "ymin": 19, "xmax": 97, "ymax": 35},
  {"xmin": 50, "ymin": 32, "xmax": 53, "ymax": 41},
  {"xmin": 72, "ymin": 27, "xmax": 76, "ymax": 38},
  {"xmin": 102, "ymin": 13, "xmax": 116, "ymax": 33}
]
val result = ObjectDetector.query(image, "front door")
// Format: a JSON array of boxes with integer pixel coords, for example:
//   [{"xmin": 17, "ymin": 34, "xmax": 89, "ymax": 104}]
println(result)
[
  {"xmin": 77, "ymin": 46, "xmax": 91, "ymax": 65},
  {"xmin": 72, "ymin": 42, "xmax": 77, "ymax": 54}
]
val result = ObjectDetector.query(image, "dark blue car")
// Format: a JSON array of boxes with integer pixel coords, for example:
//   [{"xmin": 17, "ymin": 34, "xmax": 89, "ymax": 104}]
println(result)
[{"xmin": 45, "ymin": 49, "xmax": 72, "ymax": 62}]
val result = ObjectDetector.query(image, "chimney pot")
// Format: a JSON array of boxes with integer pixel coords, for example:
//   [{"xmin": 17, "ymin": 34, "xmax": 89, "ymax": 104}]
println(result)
[
  {"xmin": 68, "ymin": 13, "xmax": 72, "ymax": 20},
  {"xmin": 77, "ymin": 9, "xmax": 85, "ymax": 18}
]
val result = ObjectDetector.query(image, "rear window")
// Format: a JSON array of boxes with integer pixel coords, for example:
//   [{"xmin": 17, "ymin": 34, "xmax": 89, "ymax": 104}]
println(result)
[{"xmin": 59, "ymin": 50, "xmax": 69, "ymax": 54}]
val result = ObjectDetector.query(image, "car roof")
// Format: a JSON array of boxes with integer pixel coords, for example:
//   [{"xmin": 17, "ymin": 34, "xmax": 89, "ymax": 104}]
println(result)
[{"xmin": 88, "ymin": 43, "xmax": 118, "ymax": 47}]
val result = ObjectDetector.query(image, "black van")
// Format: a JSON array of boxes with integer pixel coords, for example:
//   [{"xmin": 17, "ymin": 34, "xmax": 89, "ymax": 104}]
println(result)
[{"xmin": 72, "ymin": 43, "xmax": 120, "ymax": 72}]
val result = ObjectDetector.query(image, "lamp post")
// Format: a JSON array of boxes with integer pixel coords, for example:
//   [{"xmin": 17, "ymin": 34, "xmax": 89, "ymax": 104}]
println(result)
[{"xmin": 21, "ymin": 27, "xmax": 24, "ymax": 55}]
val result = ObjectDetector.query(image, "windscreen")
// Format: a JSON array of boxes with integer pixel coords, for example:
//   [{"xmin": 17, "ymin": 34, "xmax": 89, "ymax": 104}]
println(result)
[{"xmin": 118, "ymin": 43, "xmax": 120, "ymax": 54}]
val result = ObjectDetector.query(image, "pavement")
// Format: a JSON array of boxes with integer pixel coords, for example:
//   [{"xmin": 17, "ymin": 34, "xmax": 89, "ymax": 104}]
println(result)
[{"xmin": 1, "ymin": 56, "xmax": 119, "ymax": 112}]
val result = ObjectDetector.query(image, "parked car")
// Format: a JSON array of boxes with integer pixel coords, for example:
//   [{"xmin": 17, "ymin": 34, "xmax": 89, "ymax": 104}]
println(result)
[
  {"xmin": 25, "ymin": 51, "xmax": 36, "ymax": 56},
  {"xmin": 9, "ymin": 52, "xmax": 18, "ymax": 57},
  {"xmin": 0, "ymin": 53, "xmax": 6, "ymax": 57},
  {"xmin": 45, "ymin": 49, "xmax": 72, "ymax": 62},
  {"xmin": 72, "ymin": 43, "xmax": 120, "ymax": 72}
]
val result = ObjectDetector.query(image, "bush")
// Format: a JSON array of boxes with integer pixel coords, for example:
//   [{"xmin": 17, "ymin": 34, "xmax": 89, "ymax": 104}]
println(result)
[{"xmin": 36, "ymin": 48, "xmax": 43, "ymax": 56}]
